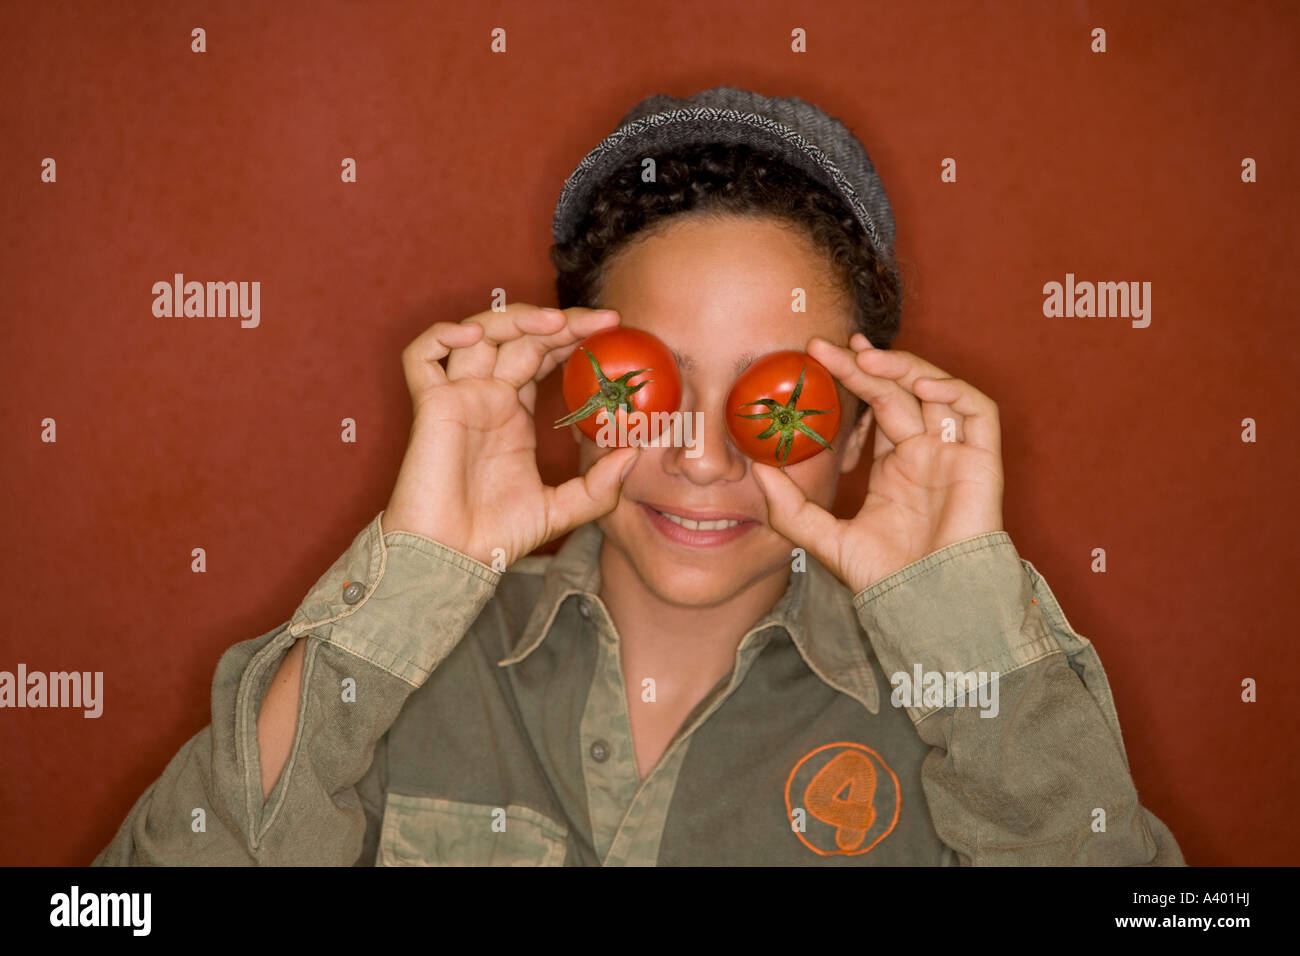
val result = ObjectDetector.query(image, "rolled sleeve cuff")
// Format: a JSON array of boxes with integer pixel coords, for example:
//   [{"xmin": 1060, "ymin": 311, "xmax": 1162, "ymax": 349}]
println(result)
[
  {"xmin": 852, "ymin": 532, "xmax": 1062, "ymax": 723},
  {"xmin": 287, "ymin": 511, "xmax": 501, "ymax": 686}
]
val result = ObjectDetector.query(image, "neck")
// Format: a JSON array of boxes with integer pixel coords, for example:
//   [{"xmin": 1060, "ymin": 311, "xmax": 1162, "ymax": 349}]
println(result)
[{"xmin": 597, "ymin": 540, "xmax": 790, "ymax": 701}]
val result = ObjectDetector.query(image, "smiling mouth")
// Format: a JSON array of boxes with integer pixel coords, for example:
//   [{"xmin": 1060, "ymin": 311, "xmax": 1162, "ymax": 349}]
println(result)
[
  {"xmin": 640, "ymin": 502, "xmax": 757, "ymax": 532},
  {"xmin": 656, "ymin": 510, "xmax": 743, "ymax": 531}
]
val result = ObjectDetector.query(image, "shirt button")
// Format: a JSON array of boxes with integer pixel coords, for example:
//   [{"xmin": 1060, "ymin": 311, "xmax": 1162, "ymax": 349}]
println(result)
[
  {"xmin": 578, "ymin": 599, "xmax": 591, "ymax": 619},
  {"xmin": 589, "ymin": 739, "xmax": 610, "ymax": 763},
  {"xmin": 342, "ymin": 581, "xmax": 365, "ymax": 605}
]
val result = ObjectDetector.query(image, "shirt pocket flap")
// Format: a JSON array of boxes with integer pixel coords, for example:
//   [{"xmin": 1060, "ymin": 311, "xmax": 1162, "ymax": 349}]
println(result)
[{"xmin": 378, "ymin": 793, "xmax": 568, "ymax": 866}]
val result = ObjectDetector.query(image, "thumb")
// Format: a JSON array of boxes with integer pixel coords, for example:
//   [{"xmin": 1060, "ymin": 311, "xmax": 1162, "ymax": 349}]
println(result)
[
  {"xmin": 546, "ymin": 446, "xmax": 641, "ymax": 533},
  {"xmin": 751, "ymin": 462, "xmax": 841, "ymax": 560}
]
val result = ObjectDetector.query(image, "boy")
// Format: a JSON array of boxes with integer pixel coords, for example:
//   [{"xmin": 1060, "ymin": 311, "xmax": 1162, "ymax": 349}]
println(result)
[{"xmin": 94, "ymin": 86, "xmax": 1182, "ymax": 865}]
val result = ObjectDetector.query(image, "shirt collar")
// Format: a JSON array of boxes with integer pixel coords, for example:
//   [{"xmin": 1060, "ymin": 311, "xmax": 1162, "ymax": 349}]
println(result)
[{"xmin": 496, "ymin": 522, "xmax": 879, "ymax": 715}]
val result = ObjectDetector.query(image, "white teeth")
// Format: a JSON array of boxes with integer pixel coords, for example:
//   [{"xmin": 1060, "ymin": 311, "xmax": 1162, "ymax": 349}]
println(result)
[{"xmin": 657, "ymin": 510, "xmax": 741, "ymax": 531}]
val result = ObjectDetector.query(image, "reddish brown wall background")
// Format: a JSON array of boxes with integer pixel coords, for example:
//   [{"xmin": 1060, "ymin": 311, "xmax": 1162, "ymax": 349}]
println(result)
[{"xmin": 1, "ymin": 0, "xmax": 1296, "ymax": 866}]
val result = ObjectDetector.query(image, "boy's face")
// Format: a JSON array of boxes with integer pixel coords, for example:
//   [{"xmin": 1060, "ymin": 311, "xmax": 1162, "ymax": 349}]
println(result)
[{"xmin": 578, "ymin": 212, "xmax": 875, "ymax": 607}]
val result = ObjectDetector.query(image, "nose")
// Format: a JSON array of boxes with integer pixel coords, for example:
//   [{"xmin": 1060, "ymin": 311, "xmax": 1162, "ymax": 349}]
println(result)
[{"xmin": 660, "ymin": 377, "xmax": 748, "ymax": 485}]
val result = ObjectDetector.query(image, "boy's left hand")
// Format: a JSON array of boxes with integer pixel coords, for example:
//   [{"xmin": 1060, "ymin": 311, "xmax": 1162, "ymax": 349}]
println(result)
[{"xmin": 751, "ymin": 333, "xmax": 1005, "ymax": 595}]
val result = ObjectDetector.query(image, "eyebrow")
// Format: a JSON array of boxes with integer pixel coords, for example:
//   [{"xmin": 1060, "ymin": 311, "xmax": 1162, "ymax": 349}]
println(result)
[{"xmin": 671, "ymin": 348, "xmax": 756, "ymax": 377}]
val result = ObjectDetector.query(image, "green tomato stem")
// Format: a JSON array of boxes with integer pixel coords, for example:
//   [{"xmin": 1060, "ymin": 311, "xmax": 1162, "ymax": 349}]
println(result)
[
  {"xmin": 735, "ymin": 364, "xmax": 834, "ymax": 465},
  {"xmin": 553, "ymin": 348, "xmax": 652, "ymax": 428}
]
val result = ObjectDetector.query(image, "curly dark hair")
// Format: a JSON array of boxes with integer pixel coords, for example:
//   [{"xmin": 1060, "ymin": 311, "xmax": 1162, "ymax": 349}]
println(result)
[{"xmin": 548, "ymin": 141, "xmax": 903, "ymax": 420}]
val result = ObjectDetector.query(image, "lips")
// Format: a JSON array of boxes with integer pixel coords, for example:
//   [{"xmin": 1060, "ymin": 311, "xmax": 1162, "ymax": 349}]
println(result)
[{"xmin": 639, "ymin": 502, "xmax": 758, "ymax": 547}]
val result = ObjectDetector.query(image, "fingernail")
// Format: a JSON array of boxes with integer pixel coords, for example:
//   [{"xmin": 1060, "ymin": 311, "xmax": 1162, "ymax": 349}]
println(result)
[{"xmin": 619, "ymin": 452, "xmax": 637, "ymax": 482}]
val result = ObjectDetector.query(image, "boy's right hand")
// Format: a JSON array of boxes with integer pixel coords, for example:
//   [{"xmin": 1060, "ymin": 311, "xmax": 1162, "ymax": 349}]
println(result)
[{"xmin": 381, "ymin": 303, "xmax": 639, "ymax": 569}]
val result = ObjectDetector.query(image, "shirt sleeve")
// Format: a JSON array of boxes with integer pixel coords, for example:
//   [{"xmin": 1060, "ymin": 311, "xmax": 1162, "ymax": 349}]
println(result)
[
  {"xmin": 852, "ymin": 531, "xmax": 1185, "ymax": 866},
  {"xmin": 91, "ymin": 511, "xmax": 500, "ymax": 866}
]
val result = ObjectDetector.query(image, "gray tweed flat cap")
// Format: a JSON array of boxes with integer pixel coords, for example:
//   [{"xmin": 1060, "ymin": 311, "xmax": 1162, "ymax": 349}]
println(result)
[{"xmin": 551, "ymin": 86, "xmax": 897, "ymax": 271}]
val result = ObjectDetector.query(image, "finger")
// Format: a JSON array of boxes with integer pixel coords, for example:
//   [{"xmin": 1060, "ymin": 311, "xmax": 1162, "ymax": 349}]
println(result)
[
  {"xmin": 854, "ymin": 346, "xmax": 955, "ymax": 395},
  {"xmin": 914, "ymin": 378, "xmax": 965, "ymax": 441},
  {"xmin": 872, "ymin": 414, "xmax": 895, "ymax": 459},
  {"xmin": 446, "ymin": 304, "xmax": 565, "ymax": 382},
  {"xmin": 807, "ymin": 337, "xmax": 926, "ymax": 446},
  {"xmin": 751, "ymin": 461, "xmax": 843, "ymax": 565},
  {"xmin": 544, "ymin": 446, "xmax": 640, "ymax": 534},
  {"xmin": 844, "ymin": 336, "xmax": 950, "ymax": 456},
  {"xmin": 494, "ymin": 307, "xmax": 622, "ymax": 389},
  {"xmin": 848, "ymin": 344, "xmax": 966, "ymax": 443},
  {"xmin": 846, "ymin": 335, "xmax": 898, "ymax": 458},
  {"xmin": 401, "ymin": 320, "xmax": 484, "ymax": 397},
  {"xmin": 912, "ymin": 377, "xmax": 1001, "ymax": 455}
]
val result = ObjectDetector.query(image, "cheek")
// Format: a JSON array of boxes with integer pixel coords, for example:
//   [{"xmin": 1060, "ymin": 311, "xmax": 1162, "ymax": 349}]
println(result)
[
  {"xmin": 581, "ymin": 441, "xmax": 670, "ymax": 505},
  {"xmin": 785, "ymin": 453, "xmax": 841, "ymax": 507}
]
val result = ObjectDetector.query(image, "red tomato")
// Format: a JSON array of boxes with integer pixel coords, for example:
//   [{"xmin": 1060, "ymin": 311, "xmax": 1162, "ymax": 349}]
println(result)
[
  {"xmin": 554, "ymin": 327, "xmax": 683, "ymax": 444},
  {"xmin": 726, "ymin": 351, "xmax": 841, "ymax": 466}
]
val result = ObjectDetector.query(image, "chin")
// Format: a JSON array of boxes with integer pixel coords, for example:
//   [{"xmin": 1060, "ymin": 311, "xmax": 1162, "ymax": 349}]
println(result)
[
  {"xmin": 599, "ymin": 502, "xmax": 790, "ymax": 608},
  {"xmin": 634, "ymin": 559, "xmax": 754, "ymax": 609}
]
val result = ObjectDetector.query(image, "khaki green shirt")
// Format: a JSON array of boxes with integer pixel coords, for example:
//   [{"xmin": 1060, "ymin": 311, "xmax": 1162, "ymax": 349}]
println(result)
[{"xmin": 93, "ymin": 512, "xmax": 1184, "ymax": 866}]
